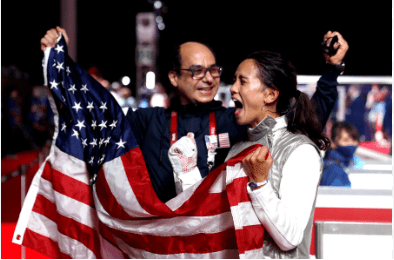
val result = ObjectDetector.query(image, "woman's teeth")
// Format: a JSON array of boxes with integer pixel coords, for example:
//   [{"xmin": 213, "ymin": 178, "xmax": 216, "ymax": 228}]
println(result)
[{"xmin": 233, "ymin": 99, "xmax": 243, "ymax": 109}]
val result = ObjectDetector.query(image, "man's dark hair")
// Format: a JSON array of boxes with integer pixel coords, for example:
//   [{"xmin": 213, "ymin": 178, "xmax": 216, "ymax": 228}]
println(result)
[
  {"xmin": 168, "ymin": 41, "xmax": 216, "ymax": 73},
  {"xmin": 331, "ymin": 121, "xmax": 360, "ymax": 144}
]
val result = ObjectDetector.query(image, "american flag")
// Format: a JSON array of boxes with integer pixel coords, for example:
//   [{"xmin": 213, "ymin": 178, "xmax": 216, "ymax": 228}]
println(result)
[{"xmin": 13, "ymin": 34, "xmax": 265, "ymax": 258}]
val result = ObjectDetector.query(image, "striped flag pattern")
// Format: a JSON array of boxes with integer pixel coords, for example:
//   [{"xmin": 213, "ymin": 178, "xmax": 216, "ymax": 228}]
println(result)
[{"xmin": 13, "ymin": 34, "xmax": 265, "ymax": 258}]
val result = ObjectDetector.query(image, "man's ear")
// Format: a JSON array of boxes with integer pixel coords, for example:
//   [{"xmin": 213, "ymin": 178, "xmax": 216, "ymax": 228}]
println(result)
[
  {"xmin": 265, "ymin": 87, "xmax": 279, "ymax": 104},
  {"xmin": 168, "ymin": 70, "xmax": 179, "ymax": 88}
]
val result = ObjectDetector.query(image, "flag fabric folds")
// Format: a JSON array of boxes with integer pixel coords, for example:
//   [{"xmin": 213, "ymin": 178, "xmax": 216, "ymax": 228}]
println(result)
[{"xmin": 13, "ymin": 34, "xmax": 265, "ymax": 258}]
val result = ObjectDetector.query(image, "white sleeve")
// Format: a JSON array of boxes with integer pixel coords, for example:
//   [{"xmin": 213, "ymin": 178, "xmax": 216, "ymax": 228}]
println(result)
[{"xmin": 247, "ymin": 144, "xmax": 321, "ymax": 251}]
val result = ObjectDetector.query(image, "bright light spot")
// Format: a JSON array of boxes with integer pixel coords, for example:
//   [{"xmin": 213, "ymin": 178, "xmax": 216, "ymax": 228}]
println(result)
[
  {"xmin": 121, "ymin": 76, "xmax": 131, "ymax": 86},
  {"xmin": 153, "ymin": 1, "xmax": 162, "ymax": 9},
  {"xmin": 150, "ymin": 93, "xmax": 167, "ymax": 107},
  {"xmin": 156, "ymin": 16, "xmax": 163, "ymax": 23},
  {"xmin": 158, "ymin": 22, "xmax": 165, "ymax": 30},
  {"xmin": 146, "ymin": 71, "xmax": 155, "ymax": 89}
]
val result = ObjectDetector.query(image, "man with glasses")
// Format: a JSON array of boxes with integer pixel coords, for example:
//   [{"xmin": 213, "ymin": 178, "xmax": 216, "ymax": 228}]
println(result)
[
  {"xmin": 127, "ymin": 42, "xmax": 248, "ymax": 202},
  {"xmin": 40, "ymin": 28, "xmax": 348, "ymax": 203}
]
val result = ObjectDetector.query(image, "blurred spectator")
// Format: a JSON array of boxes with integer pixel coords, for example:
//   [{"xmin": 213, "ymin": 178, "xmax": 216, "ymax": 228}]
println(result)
[
  {"xmin": 365, "ymin": 84, "xmax": 389, "ymax": 141},
  {"xmin": 320, "ymin": 122, "xmax": 363, "ymax": 187},
  {"xmin": 149, "ymin": 83, "xmax": 169, "ymax": 108},
  {"xmin": 345, "ymin": 85, "xmax": 367, "ymax": 141},
  {"xmin": 88, "ymin": 66, "xmax": 110, "ymax": 89},
  {"xmin": 2, "ymin": 86, "xmax": 32, "ymax": 157},
  {"xmin": 382, "ymin": 87, "xmax": 392, "ymax": 154},
  {"xmin": 110, "ymin": 81, "xmax": 138, "ymax": 113},
  {"xmin": 27, "ymin": 86, "xmax": 54, "ymax": 148},
  {"xmin": 88, "ymin": 67, "xmax": 138, "ymax": 113}
]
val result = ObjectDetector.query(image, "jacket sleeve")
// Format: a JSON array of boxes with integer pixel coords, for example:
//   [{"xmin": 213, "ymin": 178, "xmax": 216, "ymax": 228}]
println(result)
[
  {"xmin": 247, "ymin": 144, "xmax": 322, "ymax": 251},
  {"xmin": 125, "ymin": 107, "xmax": 161, "ymax": 146},
  {"xmin": 311, "ymin": 64, "xmax": 341, "ymax": 128}
]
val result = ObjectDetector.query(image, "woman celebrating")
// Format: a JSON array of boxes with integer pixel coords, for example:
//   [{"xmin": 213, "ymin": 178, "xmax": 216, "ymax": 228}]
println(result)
[
  {"xmin": 226, "ymin": 50, "xmax": 330, "ymax": 258},
  {"xmin": 169, "ymin": 44, "xmax": 347, "ymax": 257}
]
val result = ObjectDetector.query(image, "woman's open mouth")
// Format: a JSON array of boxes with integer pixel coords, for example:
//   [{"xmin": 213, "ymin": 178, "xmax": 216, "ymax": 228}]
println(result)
[{"xmin": 233, "ymin": 99, "xmax": 243, "ymax": 115}]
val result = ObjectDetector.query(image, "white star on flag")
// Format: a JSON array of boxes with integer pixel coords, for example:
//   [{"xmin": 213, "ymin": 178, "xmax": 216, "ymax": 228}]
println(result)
[
  {"xmin": 109, "ymin": 120, "xmax": 117, "ymax": 129},
  {"xmin": 91, "ymin": 120, "xmax": 97, "ymax": 130},
  {"xmin": 100, "ymin": 102, "xmax": 107, "ymax": 112},
  {"xmin": 99, "ymin": 138, "xmax": 105, "ymax": 148},
  {"xmin": 98, "ymin": 154, "xmax": 106, "ymax": 165},
  {"xmin": 115, "ymin": 138, "xmax": 126, "ymax": 149},
  {"xmin": 104, "ymin": 137, "xmax": 111, "ymax": 147},
  {"xmin": 90, "ymin": 138, "xmax": 97, "ymax": 148},
  {"xmin": 56, "ymin": 62, "xmax": 64, "ymax": 73},
  {"xmin": 81, "ymin": 84, "xmax": 89, "ymax": 93},
  {"xmin": 72, "ymin": 102, "xmax": 82, "ymax": 112},
  {"xmin": 68, "ymin": 84, "xmax": 77, "ymax": 94},
  {"xmin": 66, "ymin": 66, "xmax": 71, "ymax": 76},
  {"xmin": 75, "ymin": 120, "xmax": 86, "ymax": 130},
  {"xmin": 89, "ymin": 156, "xmax": 94, "ymax": 165},
  {"xmin": 61, "ymin": 122, "xmax": 67, "ymax": 132},
  {"xmin": 87, "ymin": 102, "xmax": 94, "ymax": 112},
  {"xmin": 98, "ymin": 120, "xmax": 107, "ymax": 131},
  {"xmin": 54, "ymin": 44, "xmax": 64, "ymax": 54},
  {"xmin": 49, "ymin": 79, "xmax": 59, "ymax": 90},
  {"xmin": 71, "ymin": 129, "xmax": 79, "ymax": 139}
]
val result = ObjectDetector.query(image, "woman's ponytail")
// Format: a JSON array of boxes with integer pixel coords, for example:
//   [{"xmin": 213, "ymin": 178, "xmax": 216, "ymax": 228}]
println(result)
[{"xmin": 286, "ymin": 91, "xmax": 330, "ymax": 151}]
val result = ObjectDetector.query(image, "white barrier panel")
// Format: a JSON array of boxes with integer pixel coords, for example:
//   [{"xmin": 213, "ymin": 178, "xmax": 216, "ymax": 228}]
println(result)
[
  {"xmin": 315, "ymin": 222, "xmax": 392, "ymax": 259},
  {"xmin": 347, "ymin": 169, "xmax": 392, "ymax": 190},
  {"xmin": 316, "ymin": 187, "xmax": 392, "ymax": 209}
]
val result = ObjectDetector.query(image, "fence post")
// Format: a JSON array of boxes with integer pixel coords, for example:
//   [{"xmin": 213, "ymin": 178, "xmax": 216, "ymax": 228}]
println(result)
[{"xmin": 20, "ymin": 164, "xmax": 27, "ymax": 259}]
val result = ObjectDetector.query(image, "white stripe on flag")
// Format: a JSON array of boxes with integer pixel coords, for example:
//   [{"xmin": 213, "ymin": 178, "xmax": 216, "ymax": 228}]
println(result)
[
  {"xmin": 113, "ymin": 235, "xmax": 240, "ymax": 259},
  {"xmin": 51, "ymin": 146, "xmax": 90, "ymax": 184},
  {"xmin": 27, "ymin": 211, "xmax": 97, "ymax": 258},
  {"xmin": 102, "ymin": 158, "xmax": 154, "ymax": 218},
  {"xmin": 95, "ymin": 197, "xmax": 234, "ymax": 236},
  {"xmin": 230, "ymin": 202, "xmax": 261, "ymax": 230},
  {"xmin": 38, "ymin": 177, "xmax": 97, "ymax": 229}
]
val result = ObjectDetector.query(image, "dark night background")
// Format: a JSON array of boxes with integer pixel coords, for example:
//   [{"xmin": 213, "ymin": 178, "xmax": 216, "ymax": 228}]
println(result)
[{"xmin": 2, "ymin": 1, "xmax": 392, "ymax": 93}]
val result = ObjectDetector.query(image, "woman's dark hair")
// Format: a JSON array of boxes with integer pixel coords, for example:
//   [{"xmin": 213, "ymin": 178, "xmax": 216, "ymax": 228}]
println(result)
[
  {"xmin": 247, "ymin": 50, "xmax": 331, "ymax": 151},
  {"xmin": 331, "ymin": 121, "xmax": 360, "ymax": 144}
]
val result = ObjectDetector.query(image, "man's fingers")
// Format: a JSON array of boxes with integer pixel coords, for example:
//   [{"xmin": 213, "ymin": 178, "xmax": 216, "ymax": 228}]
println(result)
[{"xmin": 56, "ymin": 26, "xmax": 69, "ymax": 45}]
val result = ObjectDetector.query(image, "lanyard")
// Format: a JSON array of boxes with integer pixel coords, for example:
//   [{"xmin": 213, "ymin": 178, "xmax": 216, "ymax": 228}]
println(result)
[
  {"xmin": 170, "ymin": 111, "xmax": 178, "ymax": 146},
  {"xmin": 170, "ymin": 111, "xmax": 217, "ymax": 145}
]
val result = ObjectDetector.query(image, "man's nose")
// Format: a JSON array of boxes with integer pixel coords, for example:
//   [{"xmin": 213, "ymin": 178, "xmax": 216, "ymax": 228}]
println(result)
[{"xmin": 202, "ymin": 69, "xmax": 214, "ymax": 82}]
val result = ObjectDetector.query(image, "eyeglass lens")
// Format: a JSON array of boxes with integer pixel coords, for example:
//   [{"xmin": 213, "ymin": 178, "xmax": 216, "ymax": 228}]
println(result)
[{"xmin": 193, "ymin": 67, "xmax": 221, "ymax": 79}]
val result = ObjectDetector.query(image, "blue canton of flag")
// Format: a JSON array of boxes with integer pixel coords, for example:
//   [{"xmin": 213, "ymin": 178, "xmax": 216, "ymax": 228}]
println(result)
[{"xmin": 44, "ymin": 34, "xmax": 137, "ymax": 184}]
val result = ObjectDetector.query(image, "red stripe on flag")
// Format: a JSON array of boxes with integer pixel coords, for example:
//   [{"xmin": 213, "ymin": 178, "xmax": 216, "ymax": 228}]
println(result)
[
  {"xmin": 226, "ymin": 176, "xmax": 250, "ymax": 207},
  {"xmin": 174, "ymin": 163, "xmax": 228, "ymax": 215},
  {"xmin": 32, "ymin": 194, "xmax": 58, "ymax": 223},
  {"xmin": 95, "ymin": 166, "xmax": 137, "ymax": 220},
  {"xmin": 32, "ymin": 193, "xmax": 102, "ymax": 258},
  {"xmin": 106, "ymin": 225, "xmax": 238, "ymax": 255},
  {"xmin": 23, "ymin": 229, "xmax": 71, "ymax": 259},
  {"xmin": 179, "ymin": 191, "xmax": 231, "ymax": 216},
  {"xmin": 121, "ymin": 148, "xmax": 174, "ymax": 216},
  {"xmin": 40, "ymin": 162, "xmax": 94, "ymax": 207},
  {"xmin": 235, "ymin": 225, "xmax": 265, "ymax": 254}
]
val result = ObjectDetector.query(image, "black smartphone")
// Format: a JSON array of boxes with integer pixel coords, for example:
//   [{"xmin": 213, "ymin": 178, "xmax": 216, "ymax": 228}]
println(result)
[{"xmin": 321, "ymin": 35, "xmax": 338, "ymax": 56}]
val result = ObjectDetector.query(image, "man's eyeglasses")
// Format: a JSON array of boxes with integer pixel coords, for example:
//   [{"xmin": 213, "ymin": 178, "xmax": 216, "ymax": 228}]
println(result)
[{"xmin": 179, "ymin": 66, "xmax": 223, "ymax": 79}]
